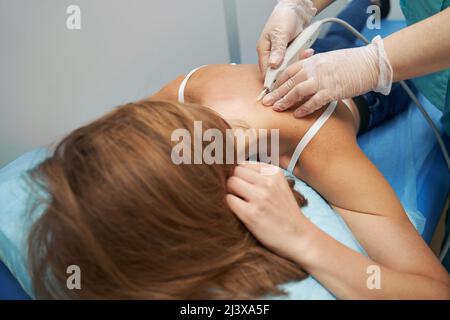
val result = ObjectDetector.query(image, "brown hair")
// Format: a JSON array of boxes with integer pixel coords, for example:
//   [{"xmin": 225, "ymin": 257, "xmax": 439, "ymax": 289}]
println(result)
[{"xmin": 28, "ymin": 100, "xmax": 307, "ymax": 299}]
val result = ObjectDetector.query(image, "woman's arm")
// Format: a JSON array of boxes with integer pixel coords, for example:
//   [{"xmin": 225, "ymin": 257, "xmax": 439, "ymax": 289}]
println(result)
[
  {"xmin": 226, "ymin": 162, "xmax": 450, "ymax": 299},
  {"xmin": 297, "ymin": 105, "xmax": 449, "ymax": 294},
  {"xmin": 291, "ymin": 212, "xmax": 450, "ymax": 299}
]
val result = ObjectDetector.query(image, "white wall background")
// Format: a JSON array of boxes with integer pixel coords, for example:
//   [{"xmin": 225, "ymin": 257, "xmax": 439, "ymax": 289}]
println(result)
[{"xmin": 0, "ymin": 0, "xmax": 403, "ymax": 167}]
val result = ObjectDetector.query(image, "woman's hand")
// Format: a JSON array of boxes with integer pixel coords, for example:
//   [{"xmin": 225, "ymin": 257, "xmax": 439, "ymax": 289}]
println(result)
[
  {"xmin": 225, "ymin": 162, "xmax": 312, "ymax": 262},
  {"xmin": 262, "ymin": 37, "xmax": 393, "ymax": 117}
]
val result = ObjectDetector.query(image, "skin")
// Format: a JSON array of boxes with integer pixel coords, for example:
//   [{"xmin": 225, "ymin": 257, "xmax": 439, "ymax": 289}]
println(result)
[{"xmin": 150, "ymin": 64, "xmax": 450, "ymax": 299}]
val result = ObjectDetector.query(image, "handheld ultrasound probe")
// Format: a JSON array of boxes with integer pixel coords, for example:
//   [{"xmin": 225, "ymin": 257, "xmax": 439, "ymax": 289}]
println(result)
[{"xmin": 257, "ymin": 20, "xmax": 324, "ymax": 102}]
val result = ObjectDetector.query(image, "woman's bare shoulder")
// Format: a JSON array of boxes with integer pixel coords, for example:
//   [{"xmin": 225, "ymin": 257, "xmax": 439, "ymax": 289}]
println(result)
[{"xmin": 147, "ymin": 64, "xmax": 257, "ymax": 103}]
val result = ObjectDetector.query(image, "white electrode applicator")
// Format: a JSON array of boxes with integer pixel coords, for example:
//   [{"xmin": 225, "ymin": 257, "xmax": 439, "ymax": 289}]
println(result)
[{"xmin": 257, "ymin": 20, "xmax": 324, "ymax": 101}]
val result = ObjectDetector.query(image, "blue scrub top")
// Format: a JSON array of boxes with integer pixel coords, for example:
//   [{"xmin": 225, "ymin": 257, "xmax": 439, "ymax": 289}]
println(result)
[{"xmin": 400, "ymin": 0, "xmax": 450, "ymax": 134}]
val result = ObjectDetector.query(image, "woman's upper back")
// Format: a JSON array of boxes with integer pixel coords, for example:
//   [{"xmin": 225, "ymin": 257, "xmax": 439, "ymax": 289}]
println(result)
[{"xmin": 151, "ymin": 64, "xmax": 357, "ymax": 171}]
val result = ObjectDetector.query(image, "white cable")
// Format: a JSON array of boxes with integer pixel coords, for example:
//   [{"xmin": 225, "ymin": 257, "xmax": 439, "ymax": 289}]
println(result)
[{"xmin": 287, "ymin": 101, "xmax": 337, "ymax": 173}]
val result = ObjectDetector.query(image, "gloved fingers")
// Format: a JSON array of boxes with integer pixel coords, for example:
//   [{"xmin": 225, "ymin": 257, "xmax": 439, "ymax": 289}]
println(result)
[
  {"xmin": 263, "ymin": 69, "xmax": 308, "ymax": 107},
  {"xmin": 257, "ymin": 36, "xmax": 271, "ymax": 76},
  {"xmin": 273, "ymin": 78, "xmax": 317, "ymax": 112},
  {"xmin": 268, "ymin": 29, "xmax": 290, "ymax": 69},
  {"xmin": 258, "ymin": 44, "xmax": 310, "ymax": 79},
  {"xmin": 294, "ymin": 90, "xmax": 333, "ymax": 118},
  {"xmin": 271, "ymin": 48, "xmax": 313, "ymax": 91},
  {"xmin": 297, "ymin": 48, "xmax": 314, "ymax": 60},
  {"xmin": 273, "ymin": 59, "xmax": 304, "ymax": 91}
]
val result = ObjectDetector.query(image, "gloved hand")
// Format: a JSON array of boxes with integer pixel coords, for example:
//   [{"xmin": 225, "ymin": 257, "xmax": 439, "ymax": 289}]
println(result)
[
  {"xmin": 262, "ymin": 36, "xmax": 394, "ymax": 118},
  {"xmin": 257, "ymin": 0, "xmax": 317, "ymax": 75}
]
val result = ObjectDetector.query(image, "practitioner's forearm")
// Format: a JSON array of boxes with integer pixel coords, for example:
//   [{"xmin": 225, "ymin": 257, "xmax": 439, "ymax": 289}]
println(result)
[{"xmin": 384, "ymin": 8, "xmax": 450, "ymax": 82}]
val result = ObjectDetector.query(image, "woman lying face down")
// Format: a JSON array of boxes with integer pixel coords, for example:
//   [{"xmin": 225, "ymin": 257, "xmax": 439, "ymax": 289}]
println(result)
[
  {"xmin": 28, "ymin": 100, "xmax": 310, "ymax": 299},
  {"xmin": 28, "ymin": 64, "xmax": 450, "ymax": 299}
]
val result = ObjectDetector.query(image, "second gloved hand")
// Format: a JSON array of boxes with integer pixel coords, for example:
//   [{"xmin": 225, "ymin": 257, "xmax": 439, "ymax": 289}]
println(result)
[{"xmin": 262, "ymin": 36, "xmax": 394, "ymax": 117}]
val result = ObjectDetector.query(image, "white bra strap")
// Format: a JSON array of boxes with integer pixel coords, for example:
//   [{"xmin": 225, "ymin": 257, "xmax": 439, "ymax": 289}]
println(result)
[
  {"xmin": 178, "ymin": 65, "xmax": 208, "ymax": 103},
  {"xmin": 287, "ymin": 101, "xmax": 338, "ymax": 173}
]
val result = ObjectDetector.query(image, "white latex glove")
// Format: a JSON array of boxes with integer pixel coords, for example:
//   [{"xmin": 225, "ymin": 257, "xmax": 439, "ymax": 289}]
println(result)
[
  {"xmin": 257, "ymin": 0, "xmax": 317, "ymax": 75},
  {"xmin": 262, "ymin": 36, "xmax": 394, "ymax": 118}
]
